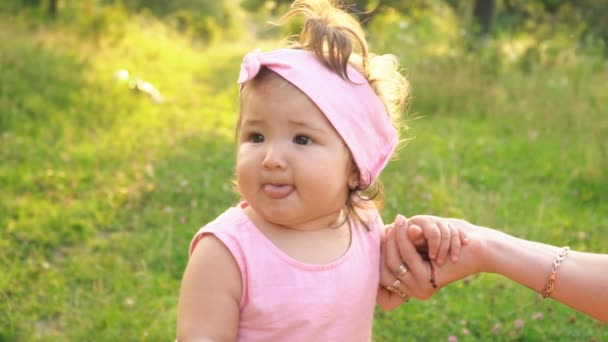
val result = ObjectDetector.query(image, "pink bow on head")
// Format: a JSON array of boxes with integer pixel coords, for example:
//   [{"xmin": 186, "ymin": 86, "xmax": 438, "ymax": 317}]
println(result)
[
  {"xmin": 237, "ymin": 48, "xmax": 398, "ymax": 189},
  {"xmin": 237, "ymin": 48, "xmax": 263, "ymax": 84}
]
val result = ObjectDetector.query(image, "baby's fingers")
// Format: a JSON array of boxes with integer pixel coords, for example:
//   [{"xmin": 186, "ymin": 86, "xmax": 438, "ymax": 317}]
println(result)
[
  {"xmin": 406, "ymin": 224, "xmax": 427, "ymax": 248},
  {"xmin": 417, "ymin": 220, "xmax": 441, "ymax": 261},
  {"xmin": 459, "ymin": 224, "xmax": 469, "ymax": 245},
  {"xmin": 435, "ymin": 220, "xmax": 452, "ymax": 265},
  {"xmin": 448, "ymin": 222, "xmax": 462, "ymax": 262},
  {"xmin": 449, "ymin": 219, "xmax": 470, "ymax": 246}
]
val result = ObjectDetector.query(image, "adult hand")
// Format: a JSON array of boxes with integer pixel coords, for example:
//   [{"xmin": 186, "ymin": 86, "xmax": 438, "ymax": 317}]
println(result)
[
  {"xmin": 378, "ymin": 215, "xmax": 488, "ymax": 310},
  {"xmin": 377, "ymin": 216, "xmax": 438, "ymax": 310}
]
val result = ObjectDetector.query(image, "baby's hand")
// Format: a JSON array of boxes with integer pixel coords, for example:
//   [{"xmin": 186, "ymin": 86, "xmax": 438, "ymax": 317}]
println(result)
[{"xmin": 398, "ymin": 214, "xmax": 469, "ymax": 265}]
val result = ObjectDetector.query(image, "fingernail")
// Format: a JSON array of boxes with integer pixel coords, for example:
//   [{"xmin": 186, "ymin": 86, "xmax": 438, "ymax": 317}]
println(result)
[{"xmin": 395, "ymin": 214, "xmax": 406, "ymax": 228}]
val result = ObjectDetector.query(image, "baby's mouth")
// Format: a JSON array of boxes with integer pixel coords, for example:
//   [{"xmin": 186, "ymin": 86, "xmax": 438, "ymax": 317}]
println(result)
[{"xmin": 262, "ymin": 184, "xmax": 294, "ymax": 199}]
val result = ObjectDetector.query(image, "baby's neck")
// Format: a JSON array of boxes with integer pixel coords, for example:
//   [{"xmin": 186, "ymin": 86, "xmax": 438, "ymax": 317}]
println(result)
[
  {"xmin": 242, "ymin": 205, "xmax": 352, "ymax": 264},
  {"xmin": 244, "ymin": 206, "xmax": 345, "ymax": 232}
]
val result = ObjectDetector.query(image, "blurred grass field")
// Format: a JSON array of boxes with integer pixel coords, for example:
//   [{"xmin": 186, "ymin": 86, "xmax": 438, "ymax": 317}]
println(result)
[{"xmin": 1, "ymin": 7, "xmax": 607, "ymax": 341}]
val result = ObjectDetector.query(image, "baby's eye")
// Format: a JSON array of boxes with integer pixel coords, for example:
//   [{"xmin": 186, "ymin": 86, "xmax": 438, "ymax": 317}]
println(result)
[
  {"xmin": 251, "ymin": 133, "xmax": 264, "ymax": 143},
  {"xmin": 293, "ymin": 135, "xmax": 311, "ymax": 145}
]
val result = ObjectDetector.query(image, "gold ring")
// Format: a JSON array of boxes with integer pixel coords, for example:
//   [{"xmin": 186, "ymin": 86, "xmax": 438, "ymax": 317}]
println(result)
[
  {"xmin": 390, "ymin": 279, "xmax": 402, "ymax": 292},
  {"xmin": 394, "ymin": 263, "xmax": 408, "ymax": 278},
  {"xmin": 384, "ymin": 285, "xmax": 399, "ymax": 294}
]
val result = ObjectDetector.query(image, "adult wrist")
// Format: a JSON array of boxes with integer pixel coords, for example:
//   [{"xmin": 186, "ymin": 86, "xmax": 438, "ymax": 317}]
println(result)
[{"xmin": 470, "ymin": 224, "xmax": 512, "ymax": 275}]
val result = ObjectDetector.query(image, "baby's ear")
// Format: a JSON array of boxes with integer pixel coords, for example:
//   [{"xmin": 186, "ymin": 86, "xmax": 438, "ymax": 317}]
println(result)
[{"xmin": 347, "ymin": 162, "xmax": 359, "ymax": 190}]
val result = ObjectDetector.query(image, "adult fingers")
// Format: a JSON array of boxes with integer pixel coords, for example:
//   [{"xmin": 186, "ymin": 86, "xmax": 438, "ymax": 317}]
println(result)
[
  {"xmin": 394, "ymin": 222, "xmax": 435, "ymax": 300},
  {"xmin": 394, "ymin": 223, "xmax": 427, "ymax": 277},
  {"xmin": 381, "ymin": 223, "xmax": 407, "ymax": 288},
  {"xmin": 380, "ymin": 226, "xmax": 411, "ymax": 303},
  {"xmin": 376, "ymin": 284, "xmax": 404, "ymax": 311}
]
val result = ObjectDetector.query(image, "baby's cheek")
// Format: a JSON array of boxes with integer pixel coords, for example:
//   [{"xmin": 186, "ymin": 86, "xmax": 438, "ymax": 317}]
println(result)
[{"xmin": 236, "ymin": 145, "xmax": 256, "ymax": 163}]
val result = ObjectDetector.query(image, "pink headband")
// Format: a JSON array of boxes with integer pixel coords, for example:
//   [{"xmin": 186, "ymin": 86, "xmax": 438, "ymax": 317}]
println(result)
[{"xmin": 237, "ymin": 48, "xmax": 397, "ymax": 189}]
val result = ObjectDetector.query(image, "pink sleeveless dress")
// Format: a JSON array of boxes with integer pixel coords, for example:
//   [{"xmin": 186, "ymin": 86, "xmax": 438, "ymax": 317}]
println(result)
[{"xmin": 189, "ymin": 202, "xmax": 383, "ymax": 341}]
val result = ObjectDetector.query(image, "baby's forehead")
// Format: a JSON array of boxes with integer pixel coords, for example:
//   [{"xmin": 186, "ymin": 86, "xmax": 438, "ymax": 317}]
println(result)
[
  {"xmin": 239, "ymin": 83, "xmax": 333, "ymax": 129},
  {"xmin": 241, "ymin": 73, "xmax": 314, "ymax": 109},
  {"xmin": 243, "ymin": 68, "xmax": 297, "ymax": 93}
]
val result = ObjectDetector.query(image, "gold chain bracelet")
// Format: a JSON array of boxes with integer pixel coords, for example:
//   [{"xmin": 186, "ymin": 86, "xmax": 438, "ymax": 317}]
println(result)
[{"xmin": 541, "ymin": 246, "xmax": 570, "ymax": 298}]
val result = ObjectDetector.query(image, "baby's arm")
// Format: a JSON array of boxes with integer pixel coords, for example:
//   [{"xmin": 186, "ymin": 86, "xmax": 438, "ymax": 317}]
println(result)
[{"xmin": 177, "ymin": 235, "xmax": 241, "ymax": 341}]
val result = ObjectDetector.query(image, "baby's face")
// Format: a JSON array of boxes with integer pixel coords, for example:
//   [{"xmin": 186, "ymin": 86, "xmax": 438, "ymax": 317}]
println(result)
[{"xmin": 236, "ymin": 75, "xmax": 356, "ymax": 230}]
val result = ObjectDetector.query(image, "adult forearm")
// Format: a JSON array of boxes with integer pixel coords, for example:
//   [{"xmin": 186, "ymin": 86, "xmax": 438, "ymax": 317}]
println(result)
[{"xmin": 483, "ymin": 228, "xmax": 608, "ymax": 323}]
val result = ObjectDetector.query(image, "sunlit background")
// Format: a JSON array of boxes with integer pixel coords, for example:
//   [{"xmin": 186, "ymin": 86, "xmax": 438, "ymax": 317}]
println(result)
[{"xmin": 1, "ymin": 0, "xmax": 607, "ymax": 340}]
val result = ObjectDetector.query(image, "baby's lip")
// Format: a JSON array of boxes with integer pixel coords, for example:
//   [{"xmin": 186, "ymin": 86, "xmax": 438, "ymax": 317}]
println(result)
[{"xmin": 262, "ymin": 183, "xmax": 294, "ymax": 199}]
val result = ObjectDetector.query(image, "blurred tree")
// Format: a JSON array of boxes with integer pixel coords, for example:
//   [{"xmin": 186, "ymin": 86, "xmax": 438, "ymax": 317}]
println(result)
[
  {"xmin": 239, "ymin": 0, "xmax": 606, "ymax": 55},
  {"xmin": 473, "ymin": 0, "xmax": 495, "ymax": 36},
  {"xmin": 239, "ymin": 0, "xmax": 426, "ymax": 24},
  {"xmin": 21, "ymin": 0, "xmax": 42, "ymax": 6},
  {"xmin": 48, "ymin": 0, "xmax": 58, "ymax": 17},
  {"xmin": 115, "ymin": 0, "xmax": 236, "ymax": 40},
  {"xmin": 6, "ymin": 0, "xmax": 243, "ymax": 42},
  {"xmin": 3, "ymin": 0, "xmax": 606, "ymax": 53},
  {"xmin": 497, "ymin": 0, "xmax": 607, "ymax": 52}
]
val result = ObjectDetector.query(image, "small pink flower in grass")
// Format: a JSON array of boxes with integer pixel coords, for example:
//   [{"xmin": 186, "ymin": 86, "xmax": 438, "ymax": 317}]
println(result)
[
  {"xmin": 180, "ymin": 216, "xmax": 187, "ymax": 224},
  {"xmin": 514, "ymin": 318, "xmax": 524, "ymax": 331},
  {"xmin": 447, "ymin": 335, "xmax": 458, "ymax": 342},
  {"xmin": 532, "ymin": 312, "xmax": 543, "ymax": 320},
  {"xmin": 461, "ymin": 328, "xmax": 470, "ymax": 336}
]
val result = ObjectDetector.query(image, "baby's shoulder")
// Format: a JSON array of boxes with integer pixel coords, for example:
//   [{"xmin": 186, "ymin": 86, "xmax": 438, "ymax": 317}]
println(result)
[
  {"xmin": 189, "ymin": 203, "xmax": 251, "ymax": 255},
  {"xmin": 351, "ymin": 205, "xmax": 383, "ymax": 231},
  {"xmin": 352, "ymin": 202, "xmax": 382, "ymax": 220},
  {"xmin": 202, "ymin": 204, "xmax": 251, "ymax": 233}
]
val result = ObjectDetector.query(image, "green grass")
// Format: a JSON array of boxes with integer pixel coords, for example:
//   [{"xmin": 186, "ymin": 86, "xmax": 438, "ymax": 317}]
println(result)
[{"xmin": 1, "ymin": 11, "xmax": 607, "ymax": 341}]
